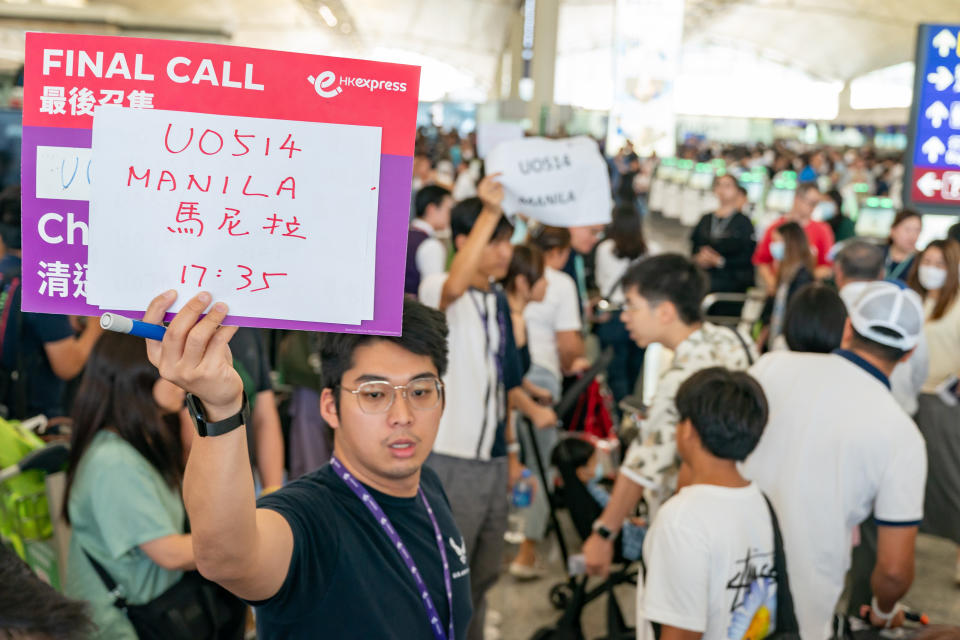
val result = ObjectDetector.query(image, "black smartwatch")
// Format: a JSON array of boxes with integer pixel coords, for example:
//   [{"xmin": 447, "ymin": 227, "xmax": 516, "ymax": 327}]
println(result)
[
  {"xmin": 186, "ymin": 393, "xmax": 250, "ymax": 437},
  {"xmin": 591, "ymin": 519, "xmax": 615, "ymax": 541}
]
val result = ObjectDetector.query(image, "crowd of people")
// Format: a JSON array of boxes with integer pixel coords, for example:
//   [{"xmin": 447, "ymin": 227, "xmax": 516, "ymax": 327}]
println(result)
[{"xmin": 2, "ymin": 130, "xmax": 960, "ymax": 640}]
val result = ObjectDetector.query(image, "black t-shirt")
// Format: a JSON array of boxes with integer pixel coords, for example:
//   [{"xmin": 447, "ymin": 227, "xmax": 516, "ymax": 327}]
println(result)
[
  {"xmin": 0, "ymin": 256, "xmax": 74, "ymax": 418},
  {"xmin": 690, "ymin": 211, "xmax": 756, "ymax": 294},
  {"xmin": 252, "ymin": 464, "xmax": 473, "ymax": 639},
  {"xmin": 493, "ymin": 289, "xmax": 524, "ymax": 458}
]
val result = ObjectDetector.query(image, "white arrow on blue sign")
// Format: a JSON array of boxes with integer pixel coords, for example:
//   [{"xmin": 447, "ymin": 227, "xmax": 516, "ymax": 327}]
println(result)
[
  {"xmin": 928, "ymin": 65, "xmax": 955, "ymax": 91},
  {"xmin": 922, "ymin": 136, "xmax": 947, "ymax": 162},
  {"xmin": 933, "ymin": 29, "xmax": 958, "ymax": 57},
  {"xmin": 927, "ymin": 101, "xmax": 950, "ymax": 127}
]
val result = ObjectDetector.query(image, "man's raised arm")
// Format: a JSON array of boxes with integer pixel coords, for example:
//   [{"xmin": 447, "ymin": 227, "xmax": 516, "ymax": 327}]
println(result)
[
  {"xmin": 438, "ymin": 174, "xmax": 504, "ymax": 311},
  {"xmin": 143, "ymin": 290, "xmax": 293, "ymax": 602}
]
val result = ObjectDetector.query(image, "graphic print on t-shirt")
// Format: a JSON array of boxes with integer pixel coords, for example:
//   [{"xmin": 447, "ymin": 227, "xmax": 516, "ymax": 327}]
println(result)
[
  {"xmin": 449, "ymin": 536, "xmax": 467, "ymax": 566},
  {"xmin": 725, "ymin": 546, "xmax": 777, "ymax": 639}
]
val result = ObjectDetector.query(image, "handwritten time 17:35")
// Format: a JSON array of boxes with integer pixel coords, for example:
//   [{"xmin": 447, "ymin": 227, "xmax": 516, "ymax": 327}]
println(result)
[{"xmin": 179, "ymin": 264, "xmax": 287, "ymax": 292}]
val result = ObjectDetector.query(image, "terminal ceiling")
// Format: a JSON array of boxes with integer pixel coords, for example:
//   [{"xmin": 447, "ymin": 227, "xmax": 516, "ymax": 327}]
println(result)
[{"xmin": 5, "ymin": 0, "xmax": 960, "ymax": 92}]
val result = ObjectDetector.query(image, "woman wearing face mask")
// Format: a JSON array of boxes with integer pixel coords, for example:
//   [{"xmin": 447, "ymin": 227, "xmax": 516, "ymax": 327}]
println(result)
[
  {"xmin": 886, "ymin": 210, "xmax": 923, "ymax": 281},
  {"xmin": 908, "ymin": 239, "xmax": 960, "ymax": 584},
  {"xmin": 820, "ymin": 189, "xmax": 856, "ymax": 243},
  {"xmin": 761, "ymin": 222, "xmax": 815, "ymax": 351}
]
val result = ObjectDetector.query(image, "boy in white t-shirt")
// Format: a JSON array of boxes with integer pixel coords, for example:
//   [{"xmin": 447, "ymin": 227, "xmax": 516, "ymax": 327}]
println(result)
[{"xmin": 639, "ymin": 367, "xmax": 791, "ymax": 640}]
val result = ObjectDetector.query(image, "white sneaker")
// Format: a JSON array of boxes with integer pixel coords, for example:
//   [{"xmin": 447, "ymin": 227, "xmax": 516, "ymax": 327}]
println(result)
[{"xmin": 509, "ymin": 561, "xmax": 547, "ymax": 580}]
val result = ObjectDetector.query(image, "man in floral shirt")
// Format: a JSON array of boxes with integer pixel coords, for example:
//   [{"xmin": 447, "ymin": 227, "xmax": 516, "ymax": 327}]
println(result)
[{"xmin": 583, "ymin": 254, "xmax": 758, "ymax": 577}]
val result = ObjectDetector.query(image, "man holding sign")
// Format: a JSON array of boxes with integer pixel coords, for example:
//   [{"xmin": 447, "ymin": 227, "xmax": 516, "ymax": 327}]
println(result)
[{"xmin": 139, "ymin": 292, "xmax": 472, "ymax": 639}]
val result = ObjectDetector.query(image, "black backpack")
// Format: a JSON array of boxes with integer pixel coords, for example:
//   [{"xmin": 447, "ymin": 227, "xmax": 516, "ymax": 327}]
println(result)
[{"xmin": 0, "ymin": 265, "xmax": 27, "ymax": 419}]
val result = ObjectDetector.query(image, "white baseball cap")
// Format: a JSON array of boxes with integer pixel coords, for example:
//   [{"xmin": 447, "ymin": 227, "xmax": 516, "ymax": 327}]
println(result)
[{"xmin": 847, "ymin": 280, "xmax": 924, "ymax": 351}]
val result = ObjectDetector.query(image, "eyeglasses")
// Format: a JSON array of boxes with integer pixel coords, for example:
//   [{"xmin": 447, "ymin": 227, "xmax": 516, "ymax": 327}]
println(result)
[
  {"xmin": 340, "ymin": 378, "xmax": 445, "ymax": 414},
  {"xmin": 595, "ymin": 298, "xmax": 623, "ymax": 313}
]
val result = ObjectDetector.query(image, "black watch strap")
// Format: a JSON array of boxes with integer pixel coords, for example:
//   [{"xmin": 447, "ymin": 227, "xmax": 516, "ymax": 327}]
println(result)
[
  {"xmin": 592, "ymin": 519, "xmax": 614, "ymax": 540},
  {"xmin": 186, "ymin": 392, "xmax": 250, "ymax": 437}
]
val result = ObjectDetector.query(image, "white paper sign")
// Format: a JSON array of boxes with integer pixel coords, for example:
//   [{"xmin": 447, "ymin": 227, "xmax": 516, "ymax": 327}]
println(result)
[
  {"xmin": 476, "ymin": 122, "xmax": 524, "ymax": 159},
  {"xmin": 485, "ymin": 136, "xmax": 612, "ymax": 227},
  {"xmin": 87, "ymin": 106, "xmax": 382, "ymax": 325},
  {"xmin": 37, "ymin": 146, "xmax": 92, "ymax": 201}
]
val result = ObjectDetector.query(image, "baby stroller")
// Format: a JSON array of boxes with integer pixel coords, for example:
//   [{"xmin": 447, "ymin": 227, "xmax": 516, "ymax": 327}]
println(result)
[
  {"xmin": 526, "ymin": 350, "xmax": 638, "ymax": 640},
  {"xmin": 0, "ymin": 415, "xmax": 71, "ymax": 590}
]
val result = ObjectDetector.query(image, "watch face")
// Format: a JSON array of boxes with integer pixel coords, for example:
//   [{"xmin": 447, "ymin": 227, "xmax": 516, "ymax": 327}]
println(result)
[{"xmin": 185, "ymin": 394, "xmax": 208, "ymax": 436}]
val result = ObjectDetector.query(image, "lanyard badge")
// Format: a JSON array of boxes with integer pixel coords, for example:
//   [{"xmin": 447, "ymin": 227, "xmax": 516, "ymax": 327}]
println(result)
[{"xmin": 331, "ymin": 457, "xmax": 455, "ymax": 640}]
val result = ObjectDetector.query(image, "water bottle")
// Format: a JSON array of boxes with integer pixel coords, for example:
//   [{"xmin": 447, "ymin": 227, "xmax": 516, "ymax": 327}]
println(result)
[
  {"xmin": 512, "ymin": 469, "xmax": 534, "ymax": 507},
  {"xmin": 505, "ymin": 469, "xmax": 533, "ymax": 544}
]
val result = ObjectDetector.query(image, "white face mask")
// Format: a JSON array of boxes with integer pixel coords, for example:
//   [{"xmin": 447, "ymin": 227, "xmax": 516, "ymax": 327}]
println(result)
[
  {"xmin": 770, "ymin": 241, "xmax": 785, "ymax": 261},
  {"xmin": 815, "ymin": 201, "xmax": 837, "ymax": 221},
  {"xmin": 919, "ymin": 265, "xmax": 948, "ymax": 291}
]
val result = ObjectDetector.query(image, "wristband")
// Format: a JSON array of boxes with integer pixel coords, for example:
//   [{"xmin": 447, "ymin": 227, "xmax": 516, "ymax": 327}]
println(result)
[
  {"xmin": 871, "ymin": 596, "xmax": 900, "ymax": 628},
  {"xmin": 507, "ymin": 442, "xmax": 521, "ymax": 455},
  {"xmin": 186, "ymin": 392, "xmax": 250, "ymax": 438}
]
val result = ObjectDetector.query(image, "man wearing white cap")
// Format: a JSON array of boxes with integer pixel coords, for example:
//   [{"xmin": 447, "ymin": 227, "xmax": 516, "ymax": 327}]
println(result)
[
  {"xmin": 742, "ymin": 281, "xmax": 928, "ymax": 634},
  {"xmin": 834, "ymin": 240, "xmax": 929, "ymax": 416}
]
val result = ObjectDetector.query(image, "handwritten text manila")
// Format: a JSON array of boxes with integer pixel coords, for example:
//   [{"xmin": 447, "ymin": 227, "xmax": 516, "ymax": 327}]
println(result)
[{"xmin": 517, "ymin": 154, "xmax": 575, "ymax": 207}]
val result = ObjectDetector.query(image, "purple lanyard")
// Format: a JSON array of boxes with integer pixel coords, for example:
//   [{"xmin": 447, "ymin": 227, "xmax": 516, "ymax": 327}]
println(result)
[
  {"xmin": 468, "ymin": 289, "xmax": 505, "ymax": 392},
  {"xmin": 469, "ymin": 289, "xmax": 507, "ymax": 457},
  {"xmin": 331, "ymin": 457, "xmax": 454, "ymax": 640}
]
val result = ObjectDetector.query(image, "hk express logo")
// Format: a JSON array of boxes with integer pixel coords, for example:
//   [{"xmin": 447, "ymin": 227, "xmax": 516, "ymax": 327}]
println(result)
[
  {"xmin": 307, "ymin": 70, "xmax": 409, "ymax": 98},
  {"xmin": 308, "ymin": 71, "xmax": 341, "ymax": 98}
]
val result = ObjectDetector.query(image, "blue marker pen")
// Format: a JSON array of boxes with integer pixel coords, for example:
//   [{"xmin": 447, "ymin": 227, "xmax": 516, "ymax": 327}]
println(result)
[{"xmin": 100, "ymin": 313, "xmax": 166, "ymax": 341}]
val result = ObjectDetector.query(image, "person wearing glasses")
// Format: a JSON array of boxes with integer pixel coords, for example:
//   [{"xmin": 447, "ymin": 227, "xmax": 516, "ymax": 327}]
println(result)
[
  {"xmin": 752, "ymin": 182, "xmax": 835, "ymax": 294},
  {"xmin": 138, "ymin": 293, "xmax": 472, "ymax": 640}
]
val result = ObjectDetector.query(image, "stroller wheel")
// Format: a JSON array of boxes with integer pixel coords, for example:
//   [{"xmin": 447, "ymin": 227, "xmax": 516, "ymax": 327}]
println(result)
[{"xmin": 549, "ymin": 582, "xmax": 574, "ymax": 610}]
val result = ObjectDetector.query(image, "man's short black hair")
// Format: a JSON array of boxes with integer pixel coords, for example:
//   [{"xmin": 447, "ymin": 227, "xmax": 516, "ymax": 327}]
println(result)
[
  {"xmin": 675, "ymin": 367, "xmax": 768, "ymax": 461},
  {"xmin": 836, "ymin": 240, "xmax": 884, "ymax": 281},
  {"xmin": 849, "ymin": 328, "xmax": 908, "ymax": 365},
  {"xmin": 620, "ymin": 254, "xmax": 708, "ymax": 324},
  {"xmin": 551, "ymin": 436, "xmax": 595, "ymax": 472},
  {"xmin": 948, "ymin": 221, "xmax": 960, "ymax": 245},
  {"xmin": 450, "ymin": 197, "xmax": 514, "ymax": 243},
  {"xmin": 0, "ymin": 545, "xmax": 93, "ymax": 639},
  {"xmin": 414, "ymin": 185, "xmax": 451, "ymax": 219},
  {"xmin": 784, "ymin": 283, "xmax": 847, "ymax": 354},
  {"xmin": 320, "ymin": 299, "xmax": 449, "ymax": 402}
]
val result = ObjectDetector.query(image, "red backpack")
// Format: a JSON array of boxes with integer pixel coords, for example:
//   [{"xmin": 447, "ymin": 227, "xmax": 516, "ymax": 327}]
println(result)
[{"xmin": 565, "ymin": 378, "xmax": 614, "ymax": 440}]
